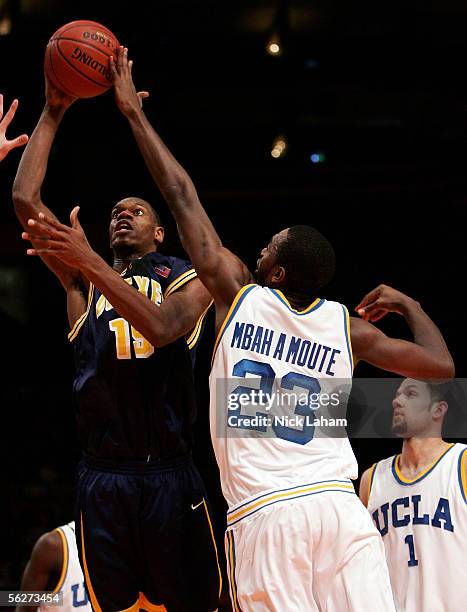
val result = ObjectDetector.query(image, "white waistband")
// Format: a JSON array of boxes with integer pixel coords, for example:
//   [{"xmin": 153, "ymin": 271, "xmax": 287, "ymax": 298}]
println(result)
[{"xmin": 226, "ymin": 478, "xmax": 355, "ymax": 527}]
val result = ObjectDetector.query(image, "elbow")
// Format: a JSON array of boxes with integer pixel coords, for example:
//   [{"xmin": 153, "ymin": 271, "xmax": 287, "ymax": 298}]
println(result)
[
  {"xmin": 151, "ymin": 336, "xmax": 169, "ymax": 349},
  {"xmin": 12, "ymin": 174, "xmax": 27, "ymax": 203},
  {"xmin": 147, "ymin": 319, "xmax": 191, "ymax": 350},
  {"xmin": 432, "ymin": 355, "xmax": 455, "ymax": 381},
  {"xmin": 146, "ymin": 327, "xmax": 172, "ymax": 349},
  {"xmin": 12, "ymin": 187, "xmax": 35, "ymax": 214},
  {"xmin": 442, "ymin": 356, "xmax": 456, "ymax": 380},
  {"xmin": 12, "ymin": 187, "xmax": 26, "ymax": 208}
]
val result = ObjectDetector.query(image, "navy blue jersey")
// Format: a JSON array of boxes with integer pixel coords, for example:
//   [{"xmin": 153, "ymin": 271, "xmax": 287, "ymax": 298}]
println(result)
[{"xmin": 69, "ymin": 252, "xmax": 203, "ymax": 462}]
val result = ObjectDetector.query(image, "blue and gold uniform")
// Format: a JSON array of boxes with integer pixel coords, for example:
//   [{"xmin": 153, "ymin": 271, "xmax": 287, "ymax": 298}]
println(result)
[{"xmin": 70, "ymin": 252, "xmax": 220, "ymax": 612}]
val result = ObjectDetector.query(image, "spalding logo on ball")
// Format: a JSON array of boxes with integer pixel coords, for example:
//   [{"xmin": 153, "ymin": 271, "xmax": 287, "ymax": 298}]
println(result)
[{"xmin": 45, "ymin": 20, "xmax": 120, "ymax": 98}]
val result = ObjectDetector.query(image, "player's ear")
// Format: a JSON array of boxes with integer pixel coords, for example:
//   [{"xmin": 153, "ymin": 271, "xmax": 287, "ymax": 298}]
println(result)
[
  {"xmin": 154, "ymin": 225, "xmax": 164, "ymax": 246},
  {"xmin": 272, "ymin": 265, "xmax": 286, "ymax": 285},
  {"xmin": 433, "ymin": 400, "xmax": 448, "ymax": 421}
]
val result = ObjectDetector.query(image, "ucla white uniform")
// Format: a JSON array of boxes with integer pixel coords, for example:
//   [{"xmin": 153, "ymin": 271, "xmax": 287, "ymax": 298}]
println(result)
[
  {"xmin": 210, "ymin": 285, "xmax": 395, "ymax": 611},
  {"xmin": 367, "ymin": 443, "xmax": 467, "ymax": 612},
  {"xmin": 40, "ymin": 522, "xmax": 91, "ymax": 612}
]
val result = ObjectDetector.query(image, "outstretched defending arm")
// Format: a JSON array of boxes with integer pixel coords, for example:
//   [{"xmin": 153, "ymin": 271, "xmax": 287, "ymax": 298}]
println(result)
[
  {"xmin": 111, "ymin": 46, "xmax": 252, "ymax": 325},
  {"xmin": 0, "ymin": 94, "xmax": 28, "ymax": 161},
  {"xmin": 351, "ymin": 284, "xmax": 454, "ymax": 380}
]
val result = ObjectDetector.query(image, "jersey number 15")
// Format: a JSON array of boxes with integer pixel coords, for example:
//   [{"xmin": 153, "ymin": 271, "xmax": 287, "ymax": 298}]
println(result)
[{"xmin": 109, "ymin": 318, "xmax": 154, "ymax": 359}]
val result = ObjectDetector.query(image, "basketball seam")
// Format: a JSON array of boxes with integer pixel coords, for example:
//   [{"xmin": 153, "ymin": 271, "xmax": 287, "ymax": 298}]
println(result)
[
  {"xmin": 55, "ymin": 43, "xmax": 110, "ymax": 90},
  {"xmin": 47, "ymin": 44, "xmax": 78, "ymax": 98},
  {"xmin": 54, "ymin": 36, "xmax": 117, "ymax": 58},
  {"xmin": 50, "ymin": 22, "xmax": 118, "ymax": 45}
]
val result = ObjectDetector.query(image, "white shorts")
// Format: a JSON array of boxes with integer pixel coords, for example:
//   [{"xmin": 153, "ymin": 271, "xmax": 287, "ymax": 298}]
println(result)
[{"xmin": 225, "ymin": 483, "xmax": 395, "ymax": 611}]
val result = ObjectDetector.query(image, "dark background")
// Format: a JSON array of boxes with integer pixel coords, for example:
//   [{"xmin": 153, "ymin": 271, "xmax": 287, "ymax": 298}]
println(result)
[{"xmin": 0, "ymin": 0, "xmax": 466, "ymax": 607}]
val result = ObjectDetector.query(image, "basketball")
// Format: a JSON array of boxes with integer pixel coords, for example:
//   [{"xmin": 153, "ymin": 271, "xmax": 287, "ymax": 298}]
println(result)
[{"xmin": 44, "ymin": 20, "xmax": 120, "ymax": 98}]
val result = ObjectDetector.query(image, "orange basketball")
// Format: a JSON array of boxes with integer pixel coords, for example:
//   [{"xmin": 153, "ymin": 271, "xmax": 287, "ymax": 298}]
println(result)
[{"xmin": 45, "ymin": 20, "xmax": 120, "ymax": 98}]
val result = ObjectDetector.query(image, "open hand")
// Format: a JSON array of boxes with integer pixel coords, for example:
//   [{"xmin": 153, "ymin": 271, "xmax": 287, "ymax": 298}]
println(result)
[
  {"xmin": 355, "ymin": 284, "xmax": 415, "ymax": 322},
  {"xmin": 0, "ymin": 94, "xmax": 29, "ymax": 161},
  {"xmin": 22, "ymin": 207, "xmax": 94, "ymax": 269},
  {"xmin": 110, "ymin": 46, "xmax": 149, "ymax": 117}
]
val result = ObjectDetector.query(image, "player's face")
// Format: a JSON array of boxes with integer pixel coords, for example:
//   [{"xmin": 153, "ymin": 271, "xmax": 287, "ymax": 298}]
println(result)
[
  {"xmin": 391, "ymin": 379, "xmax": 434, "ymax": 437},
  {"xmin": 109, "ymin": 199, "xmax": 163, "ymax": 254},
  {"xmin": 255, "ymin": 229, "xmax": 288, "ymax": 286}
]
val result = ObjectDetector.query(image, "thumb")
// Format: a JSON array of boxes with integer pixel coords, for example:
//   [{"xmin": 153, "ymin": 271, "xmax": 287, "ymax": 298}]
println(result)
[
  {"xmin": 137, "ymin": 91, "xmax": 150, "ymax": 108},
  {"xmin": 8, "ymin": 134, "xmax": 29, "ymax": 150},
  {"xmin": 70, "ymin": 205, "xmax": 81, "ymax": 228}
]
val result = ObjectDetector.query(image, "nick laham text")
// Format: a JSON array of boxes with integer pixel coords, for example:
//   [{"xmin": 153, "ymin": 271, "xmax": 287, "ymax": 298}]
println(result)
[{"xmin": 227, "ymin": 415, "xmax": 347, "ymax": 428}]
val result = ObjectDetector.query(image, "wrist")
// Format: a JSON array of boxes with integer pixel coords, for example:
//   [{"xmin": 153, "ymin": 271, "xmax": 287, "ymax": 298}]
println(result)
[
  {"xmin": 400, "ymin": 295, "xmax": 421, "ymax": 317},
  {"xmin": 125, "ymin": 105, "xmax": 145, "ymax": 123},
  {"xmin": 78, "ymin": 250, "xmax": 103, "ymax": 277},
  {"xmin": 43, "ymin": 103, "xmax": 67, "ymax": 121}
]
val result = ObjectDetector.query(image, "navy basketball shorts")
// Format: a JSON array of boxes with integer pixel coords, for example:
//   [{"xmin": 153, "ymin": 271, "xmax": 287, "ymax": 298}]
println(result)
[{"xmin": 74, "ymin": 456, "xmax": 221, "ymax": 612}]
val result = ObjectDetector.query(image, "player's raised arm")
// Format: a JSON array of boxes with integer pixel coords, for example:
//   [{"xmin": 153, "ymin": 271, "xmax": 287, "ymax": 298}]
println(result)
[
  {"xmin": 0, "ymin": 94, "xmax": 28, "ymax": 161},
  {"xmin": 110, "ymin": 46, "xmax": 252, "ymax": 318},
  {"xmin": 11, "ymin": 77, "xmax": 82, "ymax": 292},
  {"xmin": 15, "ymin": 530, "xmax": 63, "ymax": 612},
  {"xmin": 351, "ymin": 284, "xmax": 454, "ymax": 380}
]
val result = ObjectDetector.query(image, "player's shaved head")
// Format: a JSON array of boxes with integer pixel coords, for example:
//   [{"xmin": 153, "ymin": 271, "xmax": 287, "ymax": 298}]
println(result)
[{"xmin": 276, "ymin": 225, "xmax": 336, "ymax": 297}]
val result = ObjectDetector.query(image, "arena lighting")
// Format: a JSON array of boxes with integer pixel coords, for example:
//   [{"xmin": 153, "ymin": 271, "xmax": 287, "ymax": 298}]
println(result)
[
  {"xmin": 0, "ymin": 0, "xmax": 11, "ymax": 35},
  {"xmin": 310, "ymin": 152, "xmax": 326, "ymax": 164},
  {"xmin": 266, "ymin": 0, "xmax": 288, "ymax": 56},
  {"xmin": 271, "ymin": 135, "xmax": 287, "ymax": 158},
  {"xmin": 266, "ymin": 36, "xmax": 282, "ymax": 56}
]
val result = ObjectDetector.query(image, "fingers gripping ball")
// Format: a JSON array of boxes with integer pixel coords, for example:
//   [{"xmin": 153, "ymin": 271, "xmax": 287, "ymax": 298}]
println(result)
[{"xmin": 45, "ymin": 20, "xmax": 120, "ymax": 98}]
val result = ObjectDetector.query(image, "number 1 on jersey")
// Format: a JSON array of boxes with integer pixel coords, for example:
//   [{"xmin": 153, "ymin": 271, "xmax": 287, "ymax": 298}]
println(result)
[
  {"xmin": 109, "ymin": 318, "xmax": 154, "ymax": 359},
  {"xmin": 404, "ymin": 534, "xmax": 419, "ymax": 567}
]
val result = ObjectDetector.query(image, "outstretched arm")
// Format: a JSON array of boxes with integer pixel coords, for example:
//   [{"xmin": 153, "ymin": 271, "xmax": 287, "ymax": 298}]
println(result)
[
  {"xmin": 0, "ymin": 94, "xmax": 28, "ymax": 161},
  {"xmin": 110, "ymin": 46, "xmax": 252, "ymax": 326},
  {"xmin": 12, "ymin": 80, "xmax": 82, "ymax": 288},
  {"xmin": 23, "ymin": 209, "xmax": 212, "ymax": 347},
  {"xmin": 12, "ymin": 79, "xmax": 88, "ymax": 327},
  {"xmin": 351, "ymin": 284, "xmax": 454, "ymax": 380},
  {"xmin": 15, "ymin": 530, "xmax": 62, "ymax": 612}
]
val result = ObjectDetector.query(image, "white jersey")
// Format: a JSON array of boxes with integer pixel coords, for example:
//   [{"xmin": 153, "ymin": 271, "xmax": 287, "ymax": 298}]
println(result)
[
  {"xmin": 210, "ymin": 284, "xmax": 357, "ymax": 511},
  {"xmin": 367, "ymin": 443, "xmax": 467, "ymax": 612},
  {"xmin": 40, "ymin": 522, "xmax": 91, "ymax": 612}
]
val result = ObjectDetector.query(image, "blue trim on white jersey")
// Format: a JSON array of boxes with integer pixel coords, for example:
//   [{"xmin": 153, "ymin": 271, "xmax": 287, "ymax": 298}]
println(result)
[
  {"xmin": 227, "ymin": 478, "xmax": 353, "ymax": 517},
  {"xmin": 228, "ymin": 487, "xmax": 355, "ymax": 527},
  {"xmin": 341, "ymin": 304, "xmax": 354, "ymax": 371},
  {"xmin": 391, "ymin": 444, "xmax": 456, "ymax": 486},
  {"xmin": 369, "ymin": 461, "xmax": 379, "ymax": 495},
  {"xmin": 226, "ymin": 479, "xmax": 355, "ymax": 527},
  {"xmin": 212, "ymin": 284, "xmax": 257, "ymax": 363},
  {"xmin": 268, "ymin": 289, "xmax": 325, "ymax": 315}
]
